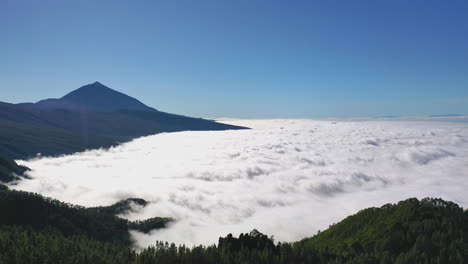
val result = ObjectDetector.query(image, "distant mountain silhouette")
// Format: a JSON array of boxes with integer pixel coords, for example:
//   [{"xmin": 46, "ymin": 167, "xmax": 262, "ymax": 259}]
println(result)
[
  {"xmin": 0, "ymin": 82, "xmax": 247, "ymax": 159},
  {"xmin": 29, "ymin": 82, "xmax": 156, "ymax": 112}
]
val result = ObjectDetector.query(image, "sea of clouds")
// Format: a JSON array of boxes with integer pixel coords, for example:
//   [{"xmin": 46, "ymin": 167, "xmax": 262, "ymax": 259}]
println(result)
[{"xmin": 10, "ymin": 119, "xmax": 468, "ymax": 248}]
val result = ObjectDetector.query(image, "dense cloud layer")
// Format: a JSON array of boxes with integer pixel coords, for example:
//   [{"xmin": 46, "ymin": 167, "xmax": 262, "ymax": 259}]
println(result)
[{"xmin": 10, "ymin": 119, "xmax": 468, "ymax": 248}]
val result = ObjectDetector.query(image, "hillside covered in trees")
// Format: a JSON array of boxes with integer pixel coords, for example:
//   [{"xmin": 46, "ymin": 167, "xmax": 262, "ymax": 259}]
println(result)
[
  {"xmin": 0, "ymin": 184, "xmax": 467, "ymax": 263},
  {"xmin": 0, "ymin": 184, "xmax": 171, "ymax": 246},
  {"xmin": 0, "ymin": 155, "xmax": 29, "ymax": 183}
]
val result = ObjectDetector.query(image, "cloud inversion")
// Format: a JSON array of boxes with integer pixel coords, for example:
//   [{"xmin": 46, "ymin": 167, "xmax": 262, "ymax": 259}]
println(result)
[{"xmin": 11, "ymin": 119, "xmax": 468, "ymax": 248}]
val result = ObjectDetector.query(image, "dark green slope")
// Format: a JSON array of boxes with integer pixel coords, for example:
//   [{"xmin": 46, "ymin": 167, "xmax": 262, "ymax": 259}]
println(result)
[
  {"xmin": 300, "ymin": 198, "xmax": 468, "ymax": 263},
  {"xmin": 0, "ymin": 155, "xmax": 29, "ymax": 182},
  {"xmin": 0, "ymin": 186, "xmax": 466, "ymax": 264},
  {"xmin": 0, "ymin": 185, "xmax": 171, "ymax": 245}
]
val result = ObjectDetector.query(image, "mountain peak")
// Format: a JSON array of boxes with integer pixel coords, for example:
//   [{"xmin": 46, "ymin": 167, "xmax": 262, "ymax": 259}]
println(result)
[
  {"xmin": 32, "ymin": 82, "xmax": 156, "ymax": 112},
  {"xmin": 59, "ymin": 82, "xmax": 156, "ymax": 112},
  {"xmin": 87, "ymin": 81, "xmax": 108, "ymax": 88},
  {"xmin": 66, "ymin": 81, "xmax": 114, "ymax": 94}
]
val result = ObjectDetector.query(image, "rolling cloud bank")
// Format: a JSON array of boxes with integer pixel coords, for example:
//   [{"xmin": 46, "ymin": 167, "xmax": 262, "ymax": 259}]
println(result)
[{"xmin": 10, "ymin": 119, "xmax": 468, "ymax": 248}]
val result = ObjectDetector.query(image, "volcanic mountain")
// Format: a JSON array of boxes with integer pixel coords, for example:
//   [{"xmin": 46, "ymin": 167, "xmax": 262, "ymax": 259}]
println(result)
[
  {"xmin": 24, "ymin": 82, "xmax": 156, "ymax": 112},
  {"xmin": 0, "ymin": 82, "xmax": 247, "ymax": 159}
]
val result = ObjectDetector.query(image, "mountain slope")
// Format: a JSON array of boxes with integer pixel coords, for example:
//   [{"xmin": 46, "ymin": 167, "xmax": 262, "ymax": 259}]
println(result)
[
  {"xmin": 0, "ymin": 185, "xmax": 171, "ymax": 245},
  {"xmin": 0, "ymin": 155, "xmax": 29, "ymax": 183},
  {"xmin": 300, "ymin": 198, "xmax": 468, "ymax": 262},
  {"xmin": 33, "ymin": 82, "xmax": 156, "ymax": 112},
  {"xmin": 0, "ymin": 82, "xmax": 247, "ymax": 159}
]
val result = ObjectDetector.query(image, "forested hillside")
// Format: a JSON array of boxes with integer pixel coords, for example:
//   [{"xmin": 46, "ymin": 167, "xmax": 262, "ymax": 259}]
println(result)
[
  {"xmin": 0, "ymin": 184, "xmax": 466, "ymax": 263},
  {"xmin": 0, "ymin": 185, "xmax": 171, "ymax": 245},
  {"xmin": 300, "ymin": 198, "xmax": 468, "ymax": 263},
  {"xmin": 0, "ymin": 155, "xmax": 29, "ymax": 182}
]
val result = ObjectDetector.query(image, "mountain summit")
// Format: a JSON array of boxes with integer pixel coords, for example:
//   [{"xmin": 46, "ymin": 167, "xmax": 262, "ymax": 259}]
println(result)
[
  {"xmin": 34, "ymin": 82, "xmax": 155, "ymax": 112},
  {"xmin": 0, "ymin": 82, "xmax": 247, "ymax": 159}
]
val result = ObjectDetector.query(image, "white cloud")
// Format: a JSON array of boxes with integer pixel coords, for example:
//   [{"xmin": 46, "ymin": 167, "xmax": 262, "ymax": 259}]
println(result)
[{"xmin": 10, "ymin": 119, "xmax": 468, "ymax": 248}]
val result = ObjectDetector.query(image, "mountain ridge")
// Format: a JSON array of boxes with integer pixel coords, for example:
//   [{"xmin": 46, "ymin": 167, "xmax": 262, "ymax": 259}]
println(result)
[{"xmin": 0, "ymin": 82, "xmax": 248, "ymax": 159}]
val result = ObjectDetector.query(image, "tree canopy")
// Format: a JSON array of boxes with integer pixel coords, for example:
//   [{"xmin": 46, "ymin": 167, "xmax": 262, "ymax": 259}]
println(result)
[{"xmin": 0, "ymin": 184, "xmax": 467, "ymax": 263}]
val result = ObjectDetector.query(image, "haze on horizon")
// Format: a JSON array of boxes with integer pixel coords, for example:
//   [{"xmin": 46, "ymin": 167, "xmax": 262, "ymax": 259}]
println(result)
[{"xmin": 2, "ymin": 0, "xmax": 468, "ymax": 118}]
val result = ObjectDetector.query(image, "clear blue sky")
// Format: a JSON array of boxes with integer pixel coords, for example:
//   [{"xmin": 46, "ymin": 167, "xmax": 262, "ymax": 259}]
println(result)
[{"xmin": 1, "ymin": 0, "xmax": 467, "ymax": 118}]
